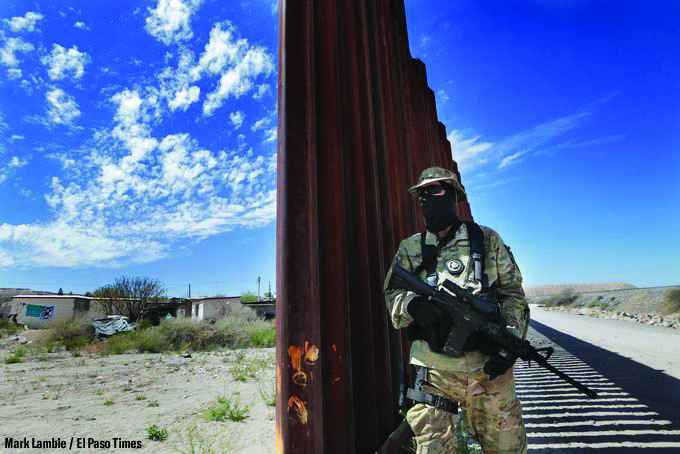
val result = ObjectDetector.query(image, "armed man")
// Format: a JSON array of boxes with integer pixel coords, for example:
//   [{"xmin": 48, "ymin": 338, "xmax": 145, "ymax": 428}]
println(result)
[{"xmin": 384, "ymin": 166, "xmax": 530, "ymax": 454}]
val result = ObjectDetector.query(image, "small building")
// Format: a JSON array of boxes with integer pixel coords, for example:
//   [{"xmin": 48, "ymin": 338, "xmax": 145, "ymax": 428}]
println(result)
[
  {"xmin": 10, "ymin": 294, "xmax": 107, "ymax": 329},
  {"xmin": 190, "ymin": 296, "xmax": 241, "ymax": 321},
  {"xmin": 144, "ymin": 298, "xmax": 193, "ymax": 325}
]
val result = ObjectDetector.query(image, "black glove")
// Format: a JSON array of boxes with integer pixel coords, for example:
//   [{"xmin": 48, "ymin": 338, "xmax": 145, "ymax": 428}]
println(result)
[
  {"xmin": 484, "ymin": 351, "xmax": 517, "ymax": 380},
  {"xmin": 407, "ymin": 297, "xmax": 452, "ymax": 353},
  {"xmin": 407, "ymin": 296, "xmax": 441, "ymax": 328},
  {"xmin": 462, "ymin": 331, "xmax": 499, "ymax": 355}
]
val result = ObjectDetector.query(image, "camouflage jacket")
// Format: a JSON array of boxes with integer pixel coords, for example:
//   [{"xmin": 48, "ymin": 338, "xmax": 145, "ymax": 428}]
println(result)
[{"xmin": 383, "ymin": 223, "xmax": 530, "ymax": 372}]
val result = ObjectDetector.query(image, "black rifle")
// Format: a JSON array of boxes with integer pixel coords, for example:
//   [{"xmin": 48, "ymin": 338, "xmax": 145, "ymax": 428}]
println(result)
[{"xmin": 388, "ymin": 261, "xmax": 598, "ymax": 399}]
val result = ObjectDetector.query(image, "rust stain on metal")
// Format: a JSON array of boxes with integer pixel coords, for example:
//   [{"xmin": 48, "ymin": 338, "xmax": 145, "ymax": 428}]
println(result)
[
  {"xmin": 288, "ymin": 345, "xmax": 308, "ymax": 387},
  {"xmin": 288, "ymin": 395, "xmax": 309, "ymax": 425},
  {"xmin": 288, "ymin": 343, "xmax": 318, "ymax": 388},
  {"xmin": 288, "ymin": 345, "xmax": 303, "ymax": 371},
  {"xmin": 304, "ymin": 342, "xmax": 319, "ymax": 364}
]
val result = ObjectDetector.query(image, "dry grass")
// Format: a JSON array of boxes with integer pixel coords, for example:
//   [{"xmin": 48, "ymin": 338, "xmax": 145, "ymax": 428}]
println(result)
[
  {"xmin": 542, "ymin": 289, "xmax": 579, "ymax": 307},
  {"xmin": 661, "ymin": 289, "xmax": 680, "ymax": 315}
]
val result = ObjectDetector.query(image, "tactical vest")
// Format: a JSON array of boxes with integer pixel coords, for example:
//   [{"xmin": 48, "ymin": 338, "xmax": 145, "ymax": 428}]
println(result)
[{"xmin": 414, "ymin": 221, "xmax": 489, "ymax": 291}]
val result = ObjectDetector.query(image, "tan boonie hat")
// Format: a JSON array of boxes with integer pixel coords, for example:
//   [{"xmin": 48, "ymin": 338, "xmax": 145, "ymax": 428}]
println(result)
[{"xmin": 408, "ymin": 166, "xmax": 465, "ymax": 195}]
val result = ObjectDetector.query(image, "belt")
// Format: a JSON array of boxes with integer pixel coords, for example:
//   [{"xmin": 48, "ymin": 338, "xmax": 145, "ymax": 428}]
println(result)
[{"xmin": 406, "ymin": 387, "xmax": 459, "ymax": 413}]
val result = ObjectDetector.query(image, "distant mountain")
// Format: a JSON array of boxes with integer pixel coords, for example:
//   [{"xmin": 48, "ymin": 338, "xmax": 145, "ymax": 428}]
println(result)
[{"xmin": 524, "ymin": 282, "xmax": 636, "ymax": 297}]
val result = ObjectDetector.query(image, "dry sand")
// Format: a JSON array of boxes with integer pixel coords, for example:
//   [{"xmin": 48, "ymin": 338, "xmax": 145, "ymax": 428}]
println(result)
[{"xmin": 0, "ymin": 345, "xmax": 275, "ymax": 453}]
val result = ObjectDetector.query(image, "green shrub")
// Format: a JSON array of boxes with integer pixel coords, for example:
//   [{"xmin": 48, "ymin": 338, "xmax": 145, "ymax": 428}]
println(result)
[
  {"xmin": 135, "ymin": 328, "xmax": 166, "ymax": 353},
  {"xmin": 543, "ymin": 289, "xmax": 578, "ymax": 307},
  {"xmin": 99, "ymin": 311, "xmax": 275, "ymax": 355},
  {"xmin": 0, "ymin": 319, "xmax": 20, "ymax": 337},
  {"xmin": 103, "ymin": 399, "xmax": 114, "ymax": 406},
  {"xmin": 44, "ymin": 318, "xmax": 93, "ymax": 351},
  {"xmin": 146, "ymin": 425, "xmax": 168, "ymax": 442},
  {"xmin": 5, "ymin": 345, "xmax": 28, "ymax": 363},
  {"xmin": 102, "ymin": 332, "xmax": 138, "ymax": 355},
  {"xmin": 246, "ymin": 321, "xmax": 276, "ymax": 348},
  {"xmin": 661, "ymin": 289, "xmax": 680, "ymax": 315},
  {"xmin": 136, "ymin": 319, "xmax": 152, "ymax": 331},
  {"xmin": 240, "ymin": 291, "xmax": 259, "ymax": 303},
  {"xmin": 204, "ymin": 395, "xmax": 249, "ymax": 422}
]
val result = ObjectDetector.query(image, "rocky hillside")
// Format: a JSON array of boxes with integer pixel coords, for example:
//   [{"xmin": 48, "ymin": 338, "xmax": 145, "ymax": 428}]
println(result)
[
  {"xmin": 532, "ymin": 286, "xmax": 680, "ymax": 330},
  {"xmin": 525, "ymin": 282, "xmax": 635, "ymax": 297}
]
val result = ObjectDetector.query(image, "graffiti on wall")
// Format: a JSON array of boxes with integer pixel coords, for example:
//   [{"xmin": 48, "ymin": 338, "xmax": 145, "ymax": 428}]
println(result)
[{"xmin": 24, "ymin": 304, "xmax": 56, "ymax": 320}]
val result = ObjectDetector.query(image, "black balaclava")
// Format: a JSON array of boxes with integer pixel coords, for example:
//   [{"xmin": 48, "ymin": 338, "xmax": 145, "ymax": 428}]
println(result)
[{"xmin": 420, "ymin": 185, "xmax": 460, "ymax": 234}]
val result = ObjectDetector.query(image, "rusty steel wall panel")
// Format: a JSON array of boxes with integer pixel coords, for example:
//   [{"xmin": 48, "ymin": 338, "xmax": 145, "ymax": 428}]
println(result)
[{"xmin": 276, "ymin": 1, "xmax": 473, "ymax": 452}]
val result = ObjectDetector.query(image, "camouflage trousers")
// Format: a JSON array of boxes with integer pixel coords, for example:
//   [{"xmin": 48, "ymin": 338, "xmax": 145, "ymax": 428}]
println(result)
[{"xmin": 405, "ymin": 367, "xmax": 527, "ymax": 454}]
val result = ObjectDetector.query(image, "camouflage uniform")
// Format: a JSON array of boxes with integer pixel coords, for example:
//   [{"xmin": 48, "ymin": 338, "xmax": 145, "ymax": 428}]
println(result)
[{"xmin": 383, "ymin": 167, "xmax": 530, "ymax": 454}]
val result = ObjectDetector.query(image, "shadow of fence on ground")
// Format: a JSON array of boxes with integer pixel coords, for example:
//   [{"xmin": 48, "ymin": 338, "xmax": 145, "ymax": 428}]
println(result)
[{"xmin": 529, "ymin": 319, "xmax": 680, "ymax": 425}]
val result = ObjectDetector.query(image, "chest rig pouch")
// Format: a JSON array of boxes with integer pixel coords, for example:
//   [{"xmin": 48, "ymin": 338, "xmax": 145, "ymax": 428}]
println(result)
[
  {"xmin": 414, "ymin": 222, "xmax": 488, "ymax": 290},
  {"xmin": 407, "ymin": 222, "xmax": 490, "ymax": 346}
]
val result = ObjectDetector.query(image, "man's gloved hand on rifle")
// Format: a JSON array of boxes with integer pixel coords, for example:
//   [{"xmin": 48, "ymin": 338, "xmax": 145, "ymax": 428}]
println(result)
[
  {"xmin": 463, "ymin": 331, "xmax": 518, "ymax": 380},
  {"xmin": 407, "ymin": 296, "xmax": 452, "ymax": 353},
  {"xmin": 484, "ymin": 351, "xmax": 519, "ymax": 380}
]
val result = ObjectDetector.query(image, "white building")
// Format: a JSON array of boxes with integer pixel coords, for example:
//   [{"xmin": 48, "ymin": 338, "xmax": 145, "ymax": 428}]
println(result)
[{"xmin": 10, "ymin": 294, "xmax": 107, "ymax": 329}]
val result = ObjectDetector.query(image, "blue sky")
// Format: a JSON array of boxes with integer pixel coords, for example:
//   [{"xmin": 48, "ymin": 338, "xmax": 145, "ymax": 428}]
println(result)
[
  {"xmin": 405, "ymin": 0, "xmax": 680, "ymax": 287},
  {"xmin": 0, "ymin": 0, "xmax": 278, "ymax": 296},
  {"xmin": 0, "ymin": 1, "xmax": 678, "ymax": 296}
]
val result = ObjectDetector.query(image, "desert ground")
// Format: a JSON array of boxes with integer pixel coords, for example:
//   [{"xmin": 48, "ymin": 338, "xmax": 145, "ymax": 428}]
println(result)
[{"xmin": 1, "ymin": 342, "xmax": 276, "ymax": 454}]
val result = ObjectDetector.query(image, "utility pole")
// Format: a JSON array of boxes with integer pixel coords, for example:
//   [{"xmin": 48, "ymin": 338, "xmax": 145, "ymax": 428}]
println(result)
[
  {"xmin": 268, "ymin": 280, "xmax": 272, "ymax": 301},
  {"xmin": 257, "ymin": 276, "xmax": 261, "ymax": 302},
  {"xmin": 188, "ymin": 283, "xmax": 191, "ymax": 299}
]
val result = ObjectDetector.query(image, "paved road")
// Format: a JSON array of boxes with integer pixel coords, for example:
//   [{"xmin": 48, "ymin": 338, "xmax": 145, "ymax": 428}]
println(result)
[{"xmin": 517, "ymin": 312, "xmax": 680, "ymax": 452}]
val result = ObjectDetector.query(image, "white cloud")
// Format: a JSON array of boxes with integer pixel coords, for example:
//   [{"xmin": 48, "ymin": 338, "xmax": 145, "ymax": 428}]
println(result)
[
  {"xmin": 0, "ymin": 156, "xmax": 28, "ymax": 186},
  {"xmin": 42, "ymin": 44, "xmax": 90, "ymax": 81},
  {"xmin": 229, "ymin": 110, "xmax": 244, "ymax": 129},
  {"xmin": 73, "ymin": 21, "xmax": 90, "ymax": 30},
  {"xmin": 46, "ymin": 88, "xmax": 81, "ymax": 125},
  {"xmin": 0, "ymin": 249, "xmax": 14, "ymax": 267},
  {"xmin": 10, "ymin": 135, "xmax": 24, "ymax": 142},
  {"xmin": 498, "ymin": 151, "xmax": 527, "ymax": 169},
  {"xmin": 157, "ymin": 47, "xmax": 197, "ymax": 111},
  {"xmin": 197, "ymin": 23, "xmax": 274, "ymax": 116},
  {"xmin": 7, "ymin": 67, "xmax": 22, "ymax": 79},
  {"xmin": 436, "ymin": 89, "xmax": 450, "ymax": 104},
  {"xmin": 8, "ymin": 156, "xmax": 27, "ymax": 168},
  {"xmin": 0, "ymin": 124, "xmax": 277, "ymax": 268},
  {"xmin": 194, "ymin": 22, "xmax": 245, "ymax": 75},
  {"xmin": 449, "ymin": 111, "xmax": 592, "ymax": 174},
  {"xmin": 264, "ymin": 127, "xmax": 277, "ymax": 143},
  {"xmin": 0, "ymin": 37, "xmax": 34, "ymax": 68},
  {"xmin": 4, "ymin": 11, "xmax": 44, "ymax": 33},
  {"xmin": 251, "ymin": 116, "xmax": 270, "ymax": 132},
  {"xmin": 0, "ymin": 221, "xmax": 165, "ymax": 268},
  {"xmin": 145, "ymin": 0, "xmax": 202, "ymax": 45},
  {"xmin": 448, "ymin": 130, "xmax": 494, "ymax": 171},
  {"xmin": 110, "ymin": 89, "xmax": 158, "ymax": 162},
  {"xmin": 168, "ymin": 84, "xmax": 200, "ymax": 111},
  {"xmin": 153, "ymin": 22, "xmax": 273, "ymax": 116}
]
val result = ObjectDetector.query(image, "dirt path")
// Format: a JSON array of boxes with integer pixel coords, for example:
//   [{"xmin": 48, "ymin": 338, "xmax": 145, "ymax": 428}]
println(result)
[
  {"xmin": 0, "ymin": 347, "xmax": 275, "ymax": 453},
  {"xmin": 530, "ymin": 305, "xmax": 680, "ymax": 379}
]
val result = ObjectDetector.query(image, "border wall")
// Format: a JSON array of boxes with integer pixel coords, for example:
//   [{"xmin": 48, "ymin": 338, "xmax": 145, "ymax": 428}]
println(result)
[{"xmin": 276, "ymin": 1, "xmax": 471, "ymax": 452}]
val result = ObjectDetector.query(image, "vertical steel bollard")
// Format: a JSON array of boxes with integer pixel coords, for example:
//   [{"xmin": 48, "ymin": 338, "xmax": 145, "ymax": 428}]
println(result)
[{"xmin": 276, "ymin": 1, "xmax": 473, "ymax": 452}]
